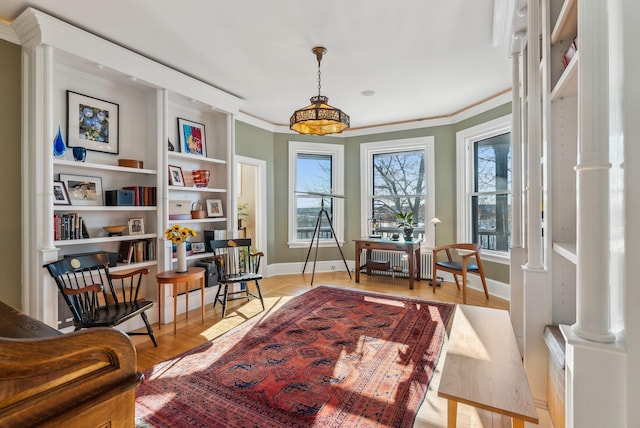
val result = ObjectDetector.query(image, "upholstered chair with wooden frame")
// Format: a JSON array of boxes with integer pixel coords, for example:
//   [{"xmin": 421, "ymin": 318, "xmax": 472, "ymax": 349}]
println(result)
[
  {"xmin": 432, "ymin": 243, "xmax": 489, "ymax": 304},
  {"xmin": 43, "ymin": 252, "xmax": 157, "ymax": 346}
]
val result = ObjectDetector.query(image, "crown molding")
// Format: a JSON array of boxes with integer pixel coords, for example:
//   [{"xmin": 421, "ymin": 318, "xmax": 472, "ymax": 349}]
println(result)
[{"xmin": 0, "ymin": 21, "xmax": 19, "ymax": 44}]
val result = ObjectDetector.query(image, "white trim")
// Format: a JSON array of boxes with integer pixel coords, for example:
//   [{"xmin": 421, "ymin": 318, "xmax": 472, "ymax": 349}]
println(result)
[
  {"xmin": 456, "ymin": 114, "xmax": 512, "ymax": 261},
  {"xmin": 359, "ymin": 137, "xmax": 435, "ymax": 247},
  {"xmin": 235, "ymin": 155, "xmax": 267, "ymax": 269},
  {"xmin": 288, "ymin": 141, "xmax": 344, "ymax": 248}
]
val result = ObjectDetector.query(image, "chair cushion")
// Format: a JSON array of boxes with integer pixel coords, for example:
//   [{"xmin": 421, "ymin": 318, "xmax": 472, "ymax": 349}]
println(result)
[{"xmin": 436, "ymin": 261, "xmax": 479, "ymax": 272}]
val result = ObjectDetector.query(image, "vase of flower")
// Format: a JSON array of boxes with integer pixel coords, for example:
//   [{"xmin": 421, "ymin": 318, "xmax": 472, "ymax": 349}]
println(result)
[
  {"xmin": 165, "ymin": 224, "xmax": 196, "ymax": 273},
  {"xmin": 176, "ymin": 242, "xmax": 187, "ymax": 273}
]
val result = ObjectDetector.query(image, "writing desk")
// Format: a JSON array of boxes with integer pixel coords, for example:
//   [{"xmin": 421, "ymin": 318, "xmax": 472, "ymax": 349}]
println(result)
[{"xmin": 354, "ymin": 237, "xmax": 421, "ymax": 289}]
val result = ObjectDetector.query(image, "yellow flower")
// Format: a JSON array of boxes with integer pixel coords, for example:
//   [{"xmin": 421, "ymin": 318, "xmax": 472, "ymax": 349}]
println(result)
[{"xmin": 165, "ymin": 224, "xmax": 196, "ymax": 244}]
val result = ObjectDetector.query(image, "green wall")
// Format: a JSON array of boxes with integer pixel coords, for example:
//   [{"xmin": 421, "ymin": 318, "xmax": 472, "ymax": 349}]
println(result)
[
  {"xmin": 0, "ymin": 39, "xmax": 22, "ymax": 308},
  {"xmin": 236, "ymin": 103, "xmax": 512, "ymax": 282}
]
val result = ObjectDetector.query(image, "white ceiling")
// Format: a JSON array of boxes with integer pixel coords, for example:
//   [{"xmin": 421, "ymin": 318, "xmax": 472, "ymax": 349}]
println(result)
[{"xmin": 0, "ymin": 0, "xmax": 514, "ymax": 131}]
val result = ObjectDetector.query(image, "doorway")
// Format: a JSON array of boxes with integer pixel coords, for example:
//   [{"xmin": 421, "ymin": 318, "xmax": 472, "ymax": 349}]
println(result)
[{"xmin": 235, "ymin": 156, "xmax": 267, "ymax": 268}]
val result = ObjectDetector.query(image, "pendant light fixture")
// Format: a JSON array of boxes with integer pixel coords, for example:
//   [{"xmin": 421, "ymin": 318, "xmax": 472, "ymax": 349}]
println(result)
[{"xmin": 290, "ymin": 47, "xmax": 350, "ymax": 135}]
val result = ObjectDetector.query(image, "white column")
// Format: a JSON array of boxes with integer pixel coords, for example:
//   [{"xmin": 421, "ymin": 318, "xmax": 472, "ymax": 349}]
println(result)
[{"xmin": 572, "ymin": 0, "xmax": 614, "ymax": 343}]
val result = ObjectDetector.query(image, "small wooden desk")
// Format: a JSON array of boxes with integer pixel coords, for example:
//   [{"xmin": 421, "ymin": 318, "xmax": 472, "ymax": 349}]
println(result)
[
  {"xmin": 354, "ymin": 238, "xmax": 421, "ymax": 289},
  {"xmin": 438, "ymin": 305, "xmax": 538, "ymax": 427},
  {"xmin": 156, "ymin": 267, "xmax": 206, "ymax": 335}
]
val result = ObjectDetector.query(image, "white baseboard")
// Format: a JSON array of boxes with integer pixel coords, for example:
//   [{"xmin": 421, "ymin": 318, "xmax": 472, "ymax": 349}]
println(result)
[{"xmin": 265, "ymin": 260, "xmax": 510, "ymax": 301}]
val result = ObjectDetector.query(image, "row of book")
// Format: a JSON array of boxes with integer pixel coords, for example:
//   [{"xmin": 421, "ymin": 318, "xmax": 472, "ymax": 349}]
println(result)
[
  {"xmin": 123, "ymin": 186, "xmax": 157, "ymax": 206},
  {"xmin": 118, "ymin": 239, "xmax": 155, "ymax": 264},
  {"xmin": 54, "ymin": 213, "xmax": 90, "ymax": 241}
]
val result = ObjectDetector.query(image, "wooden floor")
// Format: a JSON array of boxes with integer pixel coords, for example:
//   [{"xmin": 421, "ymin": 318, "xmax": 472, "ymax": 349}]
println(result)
[{"xmin": 131, "ymin": 272, "xmax": 550, "ymax": 428}]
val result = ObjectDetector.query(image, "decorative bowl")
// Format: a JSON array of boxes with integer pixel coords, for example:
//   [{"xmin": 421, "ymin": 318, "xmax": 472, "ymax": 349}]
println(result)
[
  {"xmin": 192, "ymin": 169, "xmax": 210, "ymax": 188},
  {"xmin": 103, "ymin": 225, "xmax": 127, "ymax": 235}
]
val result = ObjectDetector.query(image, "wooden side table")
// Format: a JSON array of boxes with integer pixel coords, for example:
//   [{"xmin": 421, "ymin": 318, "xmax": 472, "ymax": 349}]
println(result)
[{"xmin": 156, "ymin": 267, "xmax": 206, "ymax": 335}]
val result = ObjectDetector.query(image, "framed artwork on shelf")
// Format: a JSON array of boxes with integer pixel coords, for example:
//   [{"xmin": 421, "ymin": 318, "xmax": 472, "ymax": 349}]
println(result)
[
  {"xmin": 67, "ymin": 90, "xmax": 119, "ymax": 154},
  {"xmin": 177, "ymin": 118, "xmax": 207, "ymax": 156},
  {"xmin": 191, "ymin": 242, "xmax": 206, "ymax": 253},
  {"xmin": 206, "ymin": 199, "xmax": 224, "ymax": 217},
  {"xmin": 59, "ymin": 173, "xmax": 103, "ymax": 206},
  {"xmin": 168, "ymin": 165, "xmax": 185, "ymax": 186},
  {"xmin": 53, "ymin": 180, "xmax": 71, "ymax": 205},
  {"xmin": 128, "ymin": 217, "xmax": 145, "ymax": 235}
]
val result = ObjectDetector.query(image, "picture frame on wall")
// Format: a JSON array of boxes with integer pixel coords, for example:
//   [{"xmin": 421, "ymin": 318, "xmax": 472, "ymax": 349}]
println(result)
[
  {"xmin": 53, "ymin": 180, "xmax": 71, "ymax": 205},
  {"xmin": 206, "ymin": 199, "xmax": 224, "ymax": 217},
  {"xmin": 128, "ymin": 217, "xmax": 145, "ymax": 235},
  {"xmin": 59, "ymin": 173, "xmax": 103, "ymax": 206},
  {"xmin": 177, "ymin": 118, "xmax": 207, "ymax": 156},
  {"xmin": 67, "ymin": 90, "xmax": 119, "ymax": 154},
  {"xmin": 168, "ymin": 165, "xmax": 185, "ymax": 186}
]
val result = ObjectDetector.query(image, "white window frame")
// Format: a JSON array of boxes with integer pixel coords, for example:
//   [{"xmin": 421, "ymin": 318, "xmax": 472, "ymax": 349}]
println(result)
[
  {"xmin": 456, "ymin": 114, "xmax": 512, "ymax": 264},
  {"xmin": 288, "ymin": 141, "xmax": 344, "ymax": 248},
  {"xmin": 360, "ymin": 136, "xmax": 436, "ymax": 248}
]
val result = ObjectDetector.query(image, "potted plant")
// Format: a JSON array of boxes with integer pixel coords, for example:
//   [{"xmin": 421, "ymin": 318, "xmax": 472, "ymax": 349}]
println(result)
[
  {"xmin": 396, "ymin": 211, "xmax": 416, "ymax": 241},
  {"xmin": 237, "ymin": 202, "xmax": 249, "ymax": 230}
]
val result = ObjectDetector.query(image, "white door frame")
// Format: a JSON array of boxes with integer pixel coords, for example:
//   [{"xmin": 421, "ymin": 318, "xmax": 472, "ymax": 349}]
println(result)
[{"xmin": 235, "ymin": 155, "xmax": 267, "ymax": 270}]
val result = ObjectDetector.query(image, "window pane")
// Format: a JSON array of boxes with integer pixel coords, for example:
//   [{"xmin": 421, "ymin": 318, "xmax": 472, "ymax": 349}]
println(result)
[
  {"xmin": 296, "ymin": 153, "xmax": 333, "ymax": 240},
  {"xmin": 373, "ymin": 150, "xmax": 425, "ymax": 196},
  {"xmin": 471, "ymin": 194, "xmax": 511, "ymax": 251},
  {"xmin": 372, "ymin": 197, "xmax": 425, "ymax": 236},
  {"xmin": 474, "ymin": 133, "xmax": 511, "ymax": 193}
]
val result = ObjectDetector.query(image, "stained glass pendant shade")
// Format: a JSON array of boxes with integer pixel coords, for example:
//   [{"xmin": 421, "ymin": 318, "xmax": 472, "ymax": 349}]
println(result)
[{"xmin": 290, "ymin": 47, "xmax": 350, "ymax": 136}]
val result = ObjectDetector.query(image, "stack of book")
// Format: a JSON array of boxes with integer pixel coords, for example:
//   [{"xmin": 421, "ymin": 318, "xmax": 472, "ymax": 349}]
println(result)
[
  {"xmin": 54, "ymin": 213, "xmax": 90, "ymax": 240},
  {"xmin": 117, "ymin": 239, "xmax": 155, "ymax": 264},
  {"xmin": 122, "ymin": 186, "xmax": 157, "ymax": 206}
]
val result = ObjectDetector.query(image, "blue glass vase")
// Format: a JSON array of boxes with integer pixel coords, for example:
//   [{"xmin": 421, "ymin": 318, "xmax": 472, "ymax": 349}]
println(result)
[
  {"xmin": 53, "ymin": 126, "xmax": 66, "ymax": 157},
  {"xmin": 73, "ymin": 146, "xmax": 86, "ymax": 162}
]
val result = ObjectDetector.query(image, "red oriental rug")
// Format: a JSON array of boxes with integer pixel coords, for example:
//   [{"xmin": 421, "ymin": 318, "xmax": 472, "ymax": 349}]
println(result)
[{"xmin": 135, "ymin": 285, "xmax": 454, "ymax": 427}]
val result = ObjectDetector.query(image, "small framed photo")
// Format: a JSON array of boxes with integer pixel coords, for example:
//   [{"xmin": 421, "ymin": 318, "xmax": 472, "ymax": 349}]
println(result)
[
  {"xmin": 177, "ymin": 118, "xmax": 207, "ymax": 156},
  {"xmin": 168, "ymin": 165, "xmax": 185, "ymax": 186},
  {"xmin": 67, "ymin": 90, "xmax": 119, "ymax": 154},
  {"xmin": 206, "ymin": 199, "xmax": 224, "ymax": 217},
  {"xmin": 53, "ymin": 180, "xmax": 71, "ymax": 205},
  {"xmin": 191, "ymin": 242, "xmax": 206, "ymax": 253},
  {"xmin": 128, "ymin": 217, "xmax": 145, "ymax": 235},
  {"xmin": 59, "ymin": 173, "xmax": 103, "ymax": 206}
]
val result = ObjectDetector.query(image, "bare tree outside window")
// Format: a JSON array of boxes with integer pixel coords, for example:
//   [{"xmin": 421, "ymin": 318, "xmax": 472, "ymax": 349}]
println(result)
[{"xmin": 371, "ymin": 150, "xmax": 425, "ymax": 238}]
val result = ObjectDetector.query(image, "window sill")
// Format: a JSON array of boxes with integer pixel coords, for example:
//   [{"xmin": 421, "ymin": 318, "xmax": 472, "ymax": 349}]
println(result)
[
  {"xmin": 288, "ymin": 240, "xmax": 345, "ymax": 249},
  {"xmin": 479, "ymin": 250, "xmax": 510, "ymax": 265}
]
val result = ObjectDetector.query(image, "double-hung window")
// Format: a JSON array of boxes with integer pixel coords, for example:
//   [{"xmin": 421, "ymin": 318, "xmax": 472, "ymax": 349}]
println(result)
[
  {"xmin": 288, "ymin": 141, "xmax": 344, "ymax": 248},
  {"xmin": 360, "ymin": 137, "xmax": 435, "ymax": 247},
  {"xmin": 456, "ymin": 115, "xmax": 512, "ymax": 263}
]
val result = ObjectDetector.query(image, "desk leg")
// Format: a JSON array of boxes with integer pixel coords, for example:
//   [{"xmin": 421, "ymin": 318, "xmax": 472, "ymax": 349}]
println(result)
[
  {"xmin": 200, "ymin": 276, "xmax": 205, "ymax": 323},
  {"xmin": 447, "ymin": 400, "xmax": 458, "ymax": 428},
  {"xmin": 157, "ymin": 283, "xmax": 162, "ymax": 330},
  {"xmin": 407, "ymin": 249, "xmax": 414, "ymax": 290},
  {"xmin": 415, "ymin": 247, "xmax": 421, "ymax": 282},
  {"xmin": 512, "ymin": 418, "xmax": 524, "ymax": 428},
  {"xmin": 173, "ymin": 283, "xmax": 178, "ymax": 335},
  {"xmin": 185, "ymin": 281, "xmax": 189, "ymax": 321},
  {"xmin": 355, "ymin": 244, "xmax": 361, "ymax": 283}
]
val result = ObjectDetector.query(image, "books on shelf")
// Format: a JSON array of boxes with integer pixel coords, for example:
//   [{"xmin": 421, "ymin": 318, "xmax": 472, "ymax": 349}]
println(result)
[
  {"xmin": 54, "ymin": 213, "xmax": 90, "ymax": 241},
  {"xmin": 118, "ymin": 239, "xmax": 155, "ymax": 264},
  {"xmin": 122, "ymin": 186, "xmax": 157, "ymax": 206}
]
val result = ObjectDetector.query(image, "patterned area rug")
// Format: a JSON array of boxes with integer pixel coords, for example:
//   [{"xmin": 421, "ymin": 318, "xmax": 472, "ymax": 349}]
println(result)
[{"xmin": 135, "ymin": 285, "xmax": 454, "ymax": 427}]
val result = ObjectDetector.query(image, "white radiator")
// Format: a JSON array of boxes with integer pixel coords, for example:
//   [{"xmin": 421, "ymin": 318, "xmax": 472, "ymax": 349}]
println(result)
[{"xmin": 359, "ymin": 249, "xmax": 433, "ymax": 279}]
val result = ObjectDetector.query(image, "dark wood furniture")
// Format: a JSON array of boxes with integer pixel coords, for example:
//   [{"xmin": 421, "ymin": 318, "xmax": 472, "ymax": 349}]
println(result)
[
  {"xmin": 209, "ymin": 238, "xmax": 264, "ymax": 318},
  {"xmin": 354, "ymin": 237, "xmax": 422, "ymax": 289},
  {"xmin": 432, "ymin": 243, "xmax": 489, "ymax": 304},
  {"xmin": 43, "ymin": 252, "xmax": 157, "ymax": 346},
  {"xmin": 0, "ymin": 301, "xmax": 142, "ymax": 427},
  {"xmin": 438, "ymin": 305, "xmax": 538, "ymax": 428},
  {"xmin": 156, "ymin": 266, "xmax": 206, "ymax": 334}
]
